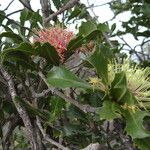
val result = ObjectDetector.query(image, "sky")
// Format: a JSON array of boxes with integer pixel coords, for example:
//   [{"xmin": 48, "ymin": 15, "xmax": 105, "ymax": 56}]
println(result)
[{"xmin": 0, "ymin": 0, "xmax": 146, "ymax": 59}]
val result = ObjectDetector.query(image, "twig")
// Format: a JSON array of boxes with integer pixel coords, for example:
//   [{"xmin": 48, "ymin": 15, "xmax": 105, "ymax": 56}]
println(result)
[
  {"xmin": 0, "ymin": 13, "xmax": 38, "ymax": 36},
  {"xmin": 7, "ymin": 9, "xmax": 23, "ymax": 17},
  {"xmin": 81, "ymin": 143, "xmax": 101, "ymax": 150},
  {"xmin": 40, "ymin": 0, "xmax": 51, "ymax": 18},
  {"xmin": 119, "ymin": 36, "xmax": 142, "ymax": 61},
  {"xmin": 2, "ymin": 116, "xmax": 21, "ymax": 149},
  {"xmin": 38, "ymin": 71, "xmax": 97, "ymax": 113},
  {"xmin": 0, "ymin": 65, "xmax": 38, "ymax": 150},
  {"xmin": 103, "ymin": 33, "xmax": 114, "ymax": 48},
  {"xmin": 36, "ymin": 117, "xmax": 70, "ymax": 150},
  {"xmin": 86, "ymin": 2, "xmax": 111, "ymax": 9},
  {"xmin": 35, "ymin": 88, "xmax": 52, "ymax": 98},
  {"xmin": 3, "ymin": 0, "xmax": 14, "ymax": 11},
  {"xmin": 44, "ymin": 0, "xmax": 80, "ymax": 24},
  {"xmin": 86, "ymin": 0, "xmax": 114, "ymax": 48}
]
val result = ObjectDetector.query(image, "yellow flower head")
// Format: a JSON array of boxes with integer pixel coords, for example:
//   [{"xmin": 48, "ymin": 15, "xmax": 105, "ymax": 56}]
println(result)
[
  {"xmin": 108, "ymin": 58, "xmax": 150, "ymax": 109},
  {"xmin": 89, "ymin": 77, "xmax": 100, "ymax": 85},
  {"xmin": 89, "ymin": 77, "xmax": 106, "ymax": 91}
]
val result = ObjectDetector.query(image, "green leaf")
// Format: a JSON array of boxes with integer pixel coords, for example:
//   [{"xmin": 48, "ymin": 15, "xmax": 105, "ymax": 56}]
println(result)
[
  {"xmin": 47, "ymin": 66, "xmax": 92, "ymax": 89},
  {"xmin": 67, "ymin": 36, "xmax": 83, "ymax": 51},
  {"xmin": 34, "ymin": 42, "xmax": 60, "ymax": 66},
  {"xmin": 61, "ymin": 124, "xmax": 85, "ymax": 136},
  {"xmin": 67, "ymin": 30, "xmax": 100, "ymax": 51},
  {"xmin": 111, "ymin": 23, "xmax": 116, "ymax": 33},
  {"xmin": 20, "ymin": 9, "xmax": 29, "ymax": 26},
  {"xmin": 20, "ymin": 8, "xmax": 29, "ymax": 35},
  {"xmin": 1, "ymin": 42, "xmax": 36, "ymax": 70},
  {"xmin": 97, "ymin": 23, "xmax": 109, "ymax": 32},
  {"xmin": 2, "ymin": 42, "xmax": 33, "ymax": 56},
  {"xmin": 0, "ymin": 32, "xmax": 23, "ymax": 44},
  {"xmin": 67, "ymin": 21, "xmax": 101, "ymax": 51},
  {"xmin": 111, "ymin": 72, "xmax": 127, "ymax": 88},
  {"xmin": 124, "ymin": 110, "xmax": 150, "ymax": 139},
  {"xmin": 111, "ymin": 72, "xmax": 135, "ymax": 104},
  {"xmin": 30, "ymin": 10, "xmax": 42, "ymax": 29},
  {"xmin": 67, "ymin": 7, "xmax": 81, "ymax": 21},
  {"xmin": 0, "ymin": 10, "xmax": 6, "ymax": 23},
  {"xmin": 99, "ymin": 100, "xmax": 121, "ymax": 120},
  {"xmin": 134, "ymin": 137, "xmax": 150, "ymax": 150},
  {"xmin": 111, "ymin": 72, "xmax": 127, "ymax": 101},
  {"xmin": 49, "ymin": 96, "xmax": 66, "ymax": 122},
  {"xmin": 79, "ymin": 21, "xmax": 97, "ymax": 37},
  {"xmin": 87, "ymin": 46, "xmax": 108, "ymax": 84}
]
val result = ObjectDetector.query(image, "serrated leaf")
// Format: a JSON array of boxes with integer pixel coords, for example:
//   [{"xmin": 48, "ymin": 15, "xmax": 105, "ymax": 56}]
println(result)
[
  {"xmin": 111, "ymin": 72, "xmax": 127, "ymax": 101},
  {"xmin": 87, "ymin": 46, "xmax": 108, "ymax": 84},
  {"xmin": 99, "ymin": 100, "xmax": 121, "ymax": 120},
  {"xmin": 111, "ymin": 72, "xmax": 127, "ymax": 88},
  {"xmin": 47, "ymin": 66, "xmax": 92, "ymax": 89},
  {"xmin": 111, "ymin": 72, "xmax": 135, "ymax": 104},
  {"xmin": 124, "ymin": 110, "xmax": 150, "ymax": 139}
]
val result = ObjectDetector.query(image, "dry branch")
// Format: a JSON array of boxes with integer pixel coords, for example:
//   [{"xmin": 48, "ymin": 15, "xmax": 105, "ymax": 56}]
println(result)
[
  {"xmin": 0, "ymin": 65, "xmax": 38, "ymax": 150},
  {"xmin": 44, "ymin": 0, "xmax": 80, "ymax": 25}
]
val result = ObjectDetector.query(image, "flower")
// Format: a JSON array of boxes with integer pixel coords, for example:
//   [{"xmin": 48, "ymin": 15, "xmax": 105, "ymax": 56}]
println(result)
[
  {"xmin": 89, "ymin": 77, "xmax": 100, "ymax": 85},
  {"xmin": 89, "ymin": 77, "xmax": 106, "ymax": 91},
  {"xmin": 108, "ymin": 58, "xmax": 150, "ymax": 109},
  {"xmin": 34, "ymin": 27, "xmax": 74, "ymax": 62},
  {"xmin": 121, "ymin": 103, "xmax": 139, "ymax": 113}
]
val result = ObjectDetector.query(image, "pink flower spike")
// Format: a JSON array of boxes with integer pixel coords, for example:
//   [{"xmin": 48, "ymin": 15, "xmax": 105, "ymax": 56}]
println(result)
[{"xmin": 34, "ymin": 27, "xmax": 74, "ymax": 63}]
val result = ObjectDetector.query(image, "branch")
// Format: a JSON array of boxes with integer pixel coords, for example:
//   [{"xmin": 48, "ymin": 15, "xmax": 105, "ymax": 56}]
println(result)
[
  {"xmin": 35, "ymin": 88, "xmax": 52, "ymax": 98},
  {"xmin": 119, "ymin": 36, "xmax": 143, "ymax": 61},
  {"xmin": 40, "ymin": 0, "xmax": 55, "ymax": 27},
  {"xmin": 3, "ymin": 0, "xmax": 14, "ymax": 11},
  {"xmin": 36, "ymin": 117, "xmax": 70, "ymax": 150},
  {"xmin": 38, "ymin": 71, "xmax": 97, "ymax": 113},
  {"xmin": 103, "ymin": 33, "xmax": 114, "ymax": 48},
  {"xmin": 44, "ymin": 0, "xmax": 80, "ymax": 24},
  {"xmin": 0, "ymin": 65, "xmax": 38, "ymax": 150},
  {"xmin": 19, "ymin": 0, "xmax": 33, "ymax": 12},
  {"xmin": 40, "ymin": 0, "xmax": 51, "ymax": 18},
  {"xmin": 7, "ymin": 9, "xmax": 23, "ymax": 17},
  {"xmin": 81, "ymin": 143, "xmax": 101, "ymax": 150},
  {"xmin": 2, "ymin": 115, "xmax": 21, "ymax": 149},
  {"xmin": 0, "ymin": 13, "xmax": 38, "ymax": 36},
  {"xmin": 86, "ymin": 0, "xmax": 114, "ymax": 49}
]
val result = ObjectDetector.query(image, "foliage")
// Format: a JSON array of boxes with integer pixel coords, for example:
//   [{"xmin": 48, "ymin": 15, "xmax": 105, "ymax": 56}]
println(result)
[
  {"xmin": 0, "ymin": 1, "xmax": 149, "ymax": 150},
  {"xmin": 110, "ymin": 0, "xmax": 150, "ymax": 66}
]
